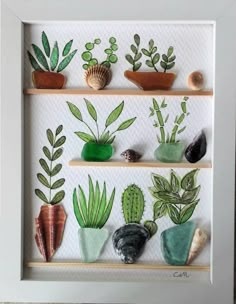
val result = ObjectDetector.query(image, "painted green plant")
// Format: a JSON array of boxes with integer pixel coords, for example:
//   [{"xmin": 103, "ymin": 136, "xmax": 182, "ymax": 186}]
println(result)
[
  {"xmin": 125, "ymin": 34, "xmax": 142, "ymax": 71},
  {"xmin": 81, "ymin": 37, "xmax": 118, "ymax": 70},
  {"xmin": 35, "ymin": 125, "xmax": 66, "ymax": 205},
  {"xmin": 73, "ymin": 175, "xmax": 115, "ymax": 228},
  {"xmin": 122, "ymin": 184, "xmax": 158, "ymax": 237},
  {"xmin": 67, "ymin": 99, "xmax": 136, "ymax": 144},
  {"xmin": 149, "ymin": 96, "xmax": 189, "ymax": 143},
  {"xmin": 27, "ymin": 31, "xmax": 77, "ymax": 72},
  {"xmin": 149, "ymin": 169, "xmax": 200, "ymax": 225}
]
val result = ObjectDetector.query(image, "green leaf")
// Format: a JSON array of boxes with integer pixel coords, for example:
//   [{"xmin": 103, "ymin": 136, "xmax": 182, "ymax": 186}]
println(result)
[
  {"xmin": 151, "ymin": 173, "xmax": 171, "ymax": 192},
  {"xmin": 67, "ymin": 101, "xmax": 83, "ymax": 121},
  {"xmin": 89, "ymin": 58, "xmax": 98, "ymax": 66},
  {"xmin": 134, "ymin": 52, "xmax": 142, "ymax": 62},
  {"xmin": 148, "ymin": 186, "xmax": 160, "ymax": 199},
  {"xmin": 97, "ymin": 188, "xmax": 115, "ymax": 228},
  {"xmin": 39, "ymin": 158, "xmax": 50, "ymax": 176},
  {"xmin": 57, "ymin": 49, "xmax": 77, "ymax": 72},
  {"xmin": 27, "ymin": 51, "xmax": 44, "ymax": 71},
  {"xmin": 160, "ymin": 61, "xmax": 167, "ymax": 70},
  {"xmin": 153, "ymin": 202, "xmax": 168, "ymax": 220},
  {"xmin": 145, "ymin": 60, "xmax": 154, "ymax": 68},
  {"xmin": 91, "ymin": 181, "xmax": 100, "ymax": 226},
  {"xmin": 149, "ymin": 39, "xmax": 154, "ymax": 51},
  {"xmin": 99, "ymin": 131, "xmax": 110, "ymax": 143},
  {"xmin": 105, "ymin": 101, "xmax": 124, "ymax": 128},
  {"xmin": 52, "ymin": 148, "xmax": 63, "ymax": 161},
  {"xmin": 170, "ymin": 170, "xmax": 180, "ymax": 193},
  {"xmin": 151, "ymin": 46, "xmax": 157, "ymax": 54},
  {"xmin": 46, "ymin": 42, "xmax": 59, "ymax": 71},
  {"xmin": 134, "ymin": 34, "xmax": 140, "ymax": 47},
  {"xmin": 179, "ymin": 200, "xmax": 199, "ymax": 224},
  {"xmin": 181, "ymin": 169, "xmax": 199, "ymax": 191},
  {"xmin": 131, "ymin": 44, "xmax": 137, "ymax": 54},
  {"xmin": 46, "ymin": 129, "xmax": 54, "ymax": 146},
  {"xmin": 141, "ymin": 48, "xmax": 150, "ymax": 56},
  {"xmin": 85, "ymin": 42, "xmax": 94, "ymax": 50},
  {"xmin": 106, "ymin": 135, "xmax": 116, "ymax": 144},
  {"xmin": 75, "ymin": 132, "xmax": 95, "ymax": 143},
  {"xmin": 84, "ymin": 98, "xmax": 97, "ymax": 122},
  {"xmin": 181, "ymin": 102, "xmax": 187, "ymax": 113},
  {"xmin": 144, "ymin": 220, "xmax": 158, "ymax": 238},
  {"xmin": 32, "ymin": 44, "xmax": 50, "ymax": 71},
  {"xmin": 51, "ymin": 178, "xmax": 65, "ymax": 189},
  {"xmin": 82, "ymin": 51, "xmax": 92, "ymax": 62},
  {"xmin": 166, "ymin": 62, "xmax": 175, "ymax": 70},
  {"xmin": 35, "ymin": 189, "xmax": 48, "ymax": 203},
  {"xmin": 178, "ymin": 126, "xmax": 186, "ymax": 134},
  {"xmin": 109, "ymin": 37, "xmax": 116, "ymax": 44},
  {"xmin": 37, "ymin": 173, "xmax": 50, "ymax": 188},
  {"xmin": 153, "ymin": 53, "xmax": 160, "ymax": 64},
  {"xmin": 78, "ymin": 185, "xmax": 88, "ymax": 224},
  {"xmin": 167, "ymin": 46, "xmax": 174, "ymax": 57},
  {"xmin": 73, "ymin": 189, "xmax": 86, "ymax": 227},
  {"xmin": 165, "ymin": 114, "xmax": 169, "ymax": 123},
  {"xmin": 111, "ymin": 44, "xmax": 118, "ymax": 51},
  {"xmin": 133, "ymin": 62, "xmax": 142, "ymax": 71},
  {"xmin": 95, "ymin": 182, "xmax": 107, "ymax": 227},
  {"xmin": 42, "ymin": 31, "xmax": 50, "ymax": 57},
  {"xmin": 51, "ymin": 190, "xmax": 65, "ymax": 205},
  {"xmin": 56, "ymin": 125, "xmax": 63, "ymax": 136},
  {"xmin": 94, "ymin": 38, "xmax": 101, "ymax": 45},
  {"xmin": 102, "ymin": 61, "xmax": 110, "ymax": 68},
  {"xmin": 54, "ymin": 136, "xmax": 66, "ymax": 148},
  {"xmin": 105, "ymin": 48, "xmax": 113, "ymax": 54},
  {"xmin": 167, "ymin": 205, "xmax": 180, "ymax": 224},
  {"xmin": 157, "ymin": 191, "xmax": 181, "ymax": 203},
  {"xmin": 87, "ymin": 175, "xmax": 95, "ymax": 225},
  {"xmin": 117, "ymin": 117, "xmax": 136, "ymax": 131},
  {"xmin": 168, "ymin": 55, "xmax": 176, "ymax": 62},
  {"xmin": 162, "ymin": 54, "xmax": 168, "ymax": 62},
  {"xmin": 108, "ymin": 54, "xmax": 118, "ymax": 64},
  {"xmin": 83, "ymin": 64, "xmax": 89, "ymax": 70},
  {"xmin": 182, "ymin": 186, "xmax": 200, "ymax": 203},
  {"xmin": 63, "ymin": 40, "xmax": 73, "ymax": 56},
  {"xmin": 51, "ymin": 164, "xmax": 62, "ymax": 177},
  {"xmin": 43, "ymin": 146, "xmax": 51, "ymax": 160}
]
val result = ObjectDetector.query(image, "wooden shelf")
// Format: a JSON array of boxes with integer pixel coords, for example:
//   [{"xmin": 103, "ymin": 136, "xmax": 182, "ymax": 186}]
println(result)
[
  {"xmin": 25, "ymin": 261, "xmax": 210, "ymax": 271},
  {"xmin": 23, "ymin": 88, "xmax": 213, "ymax": 96},
  {"xmin": 69, "ymin": 160, "xmax": 212, "ymax": 169}
]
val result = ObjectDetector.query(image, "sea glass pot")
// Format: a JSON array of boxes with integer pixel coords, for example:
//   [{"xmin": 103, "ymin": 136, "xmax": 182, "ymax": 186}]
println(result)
[
  {"xmin": 81, "ymin": 142, "xmax": 113, "ymax": 161},
  {"xmin": 154, "ymin": 142, "xmax": 185, "ymax": 163}
]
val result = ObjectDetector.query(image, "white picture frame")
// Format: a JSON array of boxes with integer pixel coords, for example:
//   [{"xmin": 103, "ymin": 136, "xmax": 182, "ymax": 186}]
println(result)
[{"xmin": 0, "ymin": 0, "xmax": 235, "ymax": 303}]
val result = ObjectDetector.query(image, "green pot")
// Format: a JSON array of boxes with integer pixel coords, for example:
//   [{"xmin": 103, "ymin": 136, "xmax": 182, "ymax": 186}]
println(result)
[
  {"xmin": 154, "ymin": 142, "xmax": 185, "ymax": 163},
  {"xmin": 78, "ymin": 228, "xmax": 109, "ymax": 263},
  {"xmin": 81, "ymin": 142, "xmax": 113, "ymax": 161}
]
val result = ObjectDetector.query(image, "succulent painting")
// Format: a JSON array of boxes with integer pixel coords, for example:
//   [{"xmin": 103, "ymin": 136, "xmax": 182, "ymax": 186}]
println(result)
[
  {"xmin": 27, "ymin": 31, "xmax": 77, "ymax": 73},
  {"xmin": 149, "ymin": 169, "xmax": 201, "ymax": 225},
  {"xmin": 125, "ymin": 34, "xmax": 143, "ymax": 71}
]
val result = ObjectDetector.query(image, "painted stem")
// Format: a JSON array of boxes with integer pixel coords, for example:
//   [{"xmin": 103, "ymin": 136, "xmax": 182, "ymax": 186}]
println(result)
[{"xmin": 82, "ymin": 121, "xmax": 98, "ymax": 142}]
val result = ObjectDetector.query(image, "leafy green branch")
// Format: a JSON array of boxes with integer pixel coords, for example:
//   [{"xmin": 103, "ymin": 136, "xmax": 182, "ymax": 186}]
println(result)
[
  {"xmin": 141, "ymin": 39, "xmax": 160, "ymax": 72},
  {"xmin": 160, "ymin": 47, "xmax": 176, "ymax": 72},
  {"xmin": 35, "ymin": 125, "xmax": 66, "ymax": 205},
  {"xmin": 125, "ymin": 34, "xmax": 142, "ymax": 71}
]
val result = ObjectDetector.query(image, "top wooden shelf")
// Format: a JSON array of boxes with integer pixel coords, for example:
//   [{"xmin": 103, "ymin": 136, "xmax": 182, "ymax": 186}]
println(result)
[{"xmin": 23, "ymin": 88, "xmax": 213, "ymax": 96}]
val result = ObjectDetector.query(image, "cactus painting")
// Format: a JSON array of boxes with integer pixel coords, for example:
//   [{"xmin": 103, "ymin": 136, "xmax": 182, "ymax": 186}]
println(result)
[{"xmin": 112, "ymin": 184, "xmax": 157, "ymax": 264}]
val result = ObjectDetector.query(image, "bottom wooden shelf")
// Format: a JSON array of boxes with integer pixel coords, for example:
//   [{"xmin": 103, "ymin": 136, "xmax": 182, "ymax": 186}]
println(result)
[{"xmin": 25, "ymin": 261, "xmax": 210, "ymax": 271}]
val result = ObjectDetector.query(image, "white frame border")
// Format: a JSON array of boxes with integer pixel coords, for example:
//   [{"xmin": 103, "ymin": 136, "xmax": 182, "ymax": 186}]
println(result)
[{"xmin": 0, "ymin": 0, "xmax": 235, "ymax": 303}]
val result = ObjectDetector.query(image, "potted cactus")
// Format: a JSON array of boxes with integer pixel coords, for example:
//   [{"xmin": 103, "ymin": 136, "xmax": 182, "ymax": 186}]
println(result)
[
  {"xmin": 124, "ymin": 34, "xmax": 176, "ymax": 90},
  {"xmin": 149, "ymin": 97, "xmax": 190, "ymax": 162},
  {"xmin": 34, "ymin": 125, "xmax": 67, "ymax": 262},
  {"xmin": 73, "ymin": 175, "xmax": 115, "ymax": 262},
  {"xmin": 67, "ymin": 99, "xmax": 136, "ymax": 161},
  {"xmin": 112, "ymin": 184, "xmax": 157, "ymax": 264},
  {"xmin": 82, "ymin": 37, "xmax": 118, "ymax": 90},
  {"xmin": 27, "ymin": 31, "xmax": 77, "ymax": 89}
]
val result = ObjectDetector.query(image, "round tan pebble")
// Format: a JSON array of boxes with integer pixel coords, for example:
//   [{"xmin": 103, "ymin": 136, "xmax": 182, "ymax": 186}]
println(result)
[{"xmin": 187, "ymin": 71, "xmax": 204, "ymax": 90}]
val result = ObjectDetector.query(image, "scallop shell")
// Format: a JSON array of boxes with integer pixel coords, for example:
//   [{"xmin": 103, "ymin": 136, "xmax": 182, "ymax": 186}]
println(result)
[
  {"xmin": 186, "ymin": 228, "xmax": 208, "ymax": 264},
  {"xmin": 35, "ymin": 204, "xmax": 67, "ymax": 262},
  {"xmin": 84, "ymin": 64, "xmax": 112, "ymax": 90}
]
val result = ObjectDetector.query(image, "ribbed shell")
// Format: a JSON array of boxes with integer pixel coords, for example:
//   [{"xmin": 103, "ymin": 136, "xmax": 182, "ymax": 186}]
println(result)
[
  {"xmin": 186, "ymin": 228, "xmax": 208, "ymax": 264},
  {"xmin": 84, "ymin": 64, "xmax": 112, "ymax": 90}
]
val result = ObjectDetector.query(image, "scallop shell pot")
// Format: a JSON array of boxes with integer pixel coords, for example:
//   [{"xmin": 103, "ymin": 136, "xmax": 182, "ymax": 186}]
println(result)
[
  {"xmin": 154, "ymin": 142, "xmax": 185, "ymax": 163},
  {"xmin": 78, "ymin": 228, "xmax": 109, "ymax": 263},
  {"xmin": 84, "ymin": 64, "xmax": 112, "ymax": 90},
  {"xmin": 35, "ymin": 204, "xmax": 67, "ymax": 262},
  {"xmin": 32, "ymin": 71, "xmax": 65, "ymax": 89},
  {"xmin": 160, "ymin": 221, "xmax": 208, "ymax": 266},
  {"xmin": 81, "ymin": 142, "xmax": 113, "ymax": 161},
  {"xmin": 112, "ymin": 223, "xmax": 150, "ymax": 264}
]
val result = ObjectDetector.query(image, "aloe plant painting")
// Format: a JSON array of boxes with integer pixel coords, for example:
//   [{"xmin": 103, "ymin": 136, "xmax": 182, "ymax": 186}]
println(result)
[
  {"xmin": 35, "ymin": 125, "xmax": 66, "ymax": 204},
  {"xmin": 149, "ymin": 169, "xmax": 200, "ymax": 225},
  {"xmin": 82, "ymin": 37, "xmax": 118, "ymax": 70},
  {"xmin": 73, "ymin": 175, "xmax": 115, "ymax": 228},
  {"xmin": 149, "ymin": 97, "xmax": 189, "ymax": 143},
  {"xmin": 67, "ymin": 99, "xmax": 136, "ymax": 144},
  {"xmin": 27, "ymin": 31, "xmax": 77, "ymax": 72}
]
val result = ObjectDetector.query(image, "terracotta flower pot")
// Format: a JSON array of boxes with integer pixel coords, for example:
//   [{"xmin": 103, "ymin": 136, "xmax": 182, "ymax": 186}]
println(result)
[
  {"xmin": 32, "ymin": 71, "xmax": 65, "ymax": 89},
  {"xmin": 35, "ymin": 204, "xmax": 67, "ymax": 262},
  {"xmin": 124, "ymin": 70, "xmax": 176, "ymax": 90}
]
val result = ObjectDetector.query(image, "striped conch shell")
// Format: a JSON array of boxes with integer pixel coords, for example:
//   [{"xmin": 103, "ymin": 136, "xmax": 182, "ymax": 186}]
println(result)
[
  {"xmin": 186, "ymin": 228, "xmax": 208, "ymax": 264},
  {"xmin": 84, "ymin": 64, "xmax": 112, "ymax": 90}
]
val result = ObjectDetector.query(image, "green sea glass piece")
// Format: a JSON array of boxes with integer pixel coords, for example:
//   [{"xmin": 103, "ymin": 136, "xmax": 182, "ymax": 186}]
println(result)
[
  {"xmin": 154, "ymin": 142, "xmax": 185, "ymax": 163},
  {"xmin": 81, "ymin": 142, "xmax": 113, "ymax": 161},
  {"xmin": 78, "ymin": 228, "xmax": 109, "ymax": 263},
  {"xmin": 160, "ymin": 221, "xmax": 196, "ymax": 265}
]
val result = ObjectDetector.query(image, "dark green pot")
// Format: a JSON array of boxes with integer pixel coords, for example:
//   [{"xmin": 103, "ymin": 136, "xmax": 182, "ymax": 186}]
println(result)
[
  {"xmin": 154, "ymin": 142, "xmax": 185, "ymax": 163},
  {"xmin": 81, "ymin": 142, "xmax": 113, "ymax": 161}
]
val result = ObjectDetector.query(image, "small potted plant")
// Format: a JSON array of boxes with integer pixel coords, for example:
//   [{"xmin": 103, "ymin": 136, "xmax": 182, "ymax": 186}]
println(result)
[
  {"xmin": 67, "ymin": 99, "xmax": 136, "ymax": 161},
  {"xmin": 35, "ymin": 125, "xmax": 67, "ymax": 262},
  {"xmin": 82, "ymin": 37, "xmax": 118, "ymax": 90},
  {"xmin": 124, "ymin": 34, "xmax": 176, "ymax": 90},
  {"xmin": 73, "ymin": 175, "xmax": 115, "ymax": 262},
  {"xmin": 113, "ymin": 184, "xmax": 157, "ymax": 264},
  {"xmin": 149, "ymin": 96, "xmax": 189, "ymax": 162},
  {"xmin": 27, "ymin": 31, "xmax": 77, "ymax": 89}
]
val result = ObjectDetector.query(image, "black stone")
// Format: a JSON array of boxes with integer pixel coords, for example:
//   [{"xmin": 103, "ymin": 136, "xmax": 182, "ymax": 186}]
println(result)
[
  {"xmin": 112, "ymin": 223, "xmax": 150, "ymax": 264},
  {"xmin": 185, "ymin": 131, "xmax": 207, "ymax": 163}
]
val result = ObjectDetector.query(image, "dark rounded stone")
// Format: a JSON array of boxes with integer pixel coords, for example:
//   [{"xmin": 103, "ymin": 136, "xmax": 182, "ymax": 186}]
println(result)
[{"xmin": 185, "ymin": 131, "xmax": 207, "ymax": 163}]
